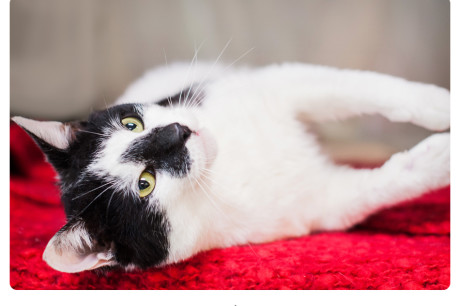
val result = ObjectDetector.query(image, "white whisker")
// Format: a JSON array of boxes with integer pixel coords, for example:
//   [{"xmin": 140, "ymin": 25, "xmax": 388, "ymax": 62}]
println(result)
[
  {"xmin": 198, "ymin": 170, "xmax": 232, "ymax": 196},
  {"xmin": 163, "ymin": 48, "xmax": 175, "ymax": 107},
  {"xmin": 78, "ymin": 184, "xmax": 113, "ymax": 215},
  {"xmin": 72, "ymin": 182, "xmax": 112, "ymax": 200},
  {"xmin": 179, "ymin": 41, "xmax": 205, "ymax": 107},
  {"xmin": 224, "ymin": 47, "xmax": 255, "ymax": 72},
  {"xmin": 186, "ymin": 38, "xmax": 233, "ymax": 107},
  {"xmin": 184, "ymin": 41, "xmax": 205, "ymax": 109},
  {"xmin": 77, "ymin": 130, "xmax": 108, "ymax": 137},
  {"xmin": 193, "ymin": 176, "xmax": 230, "ymax": 221},
  {"xmin": 105, "ymin": 189, "xmax": 116, "ymax": 221}
]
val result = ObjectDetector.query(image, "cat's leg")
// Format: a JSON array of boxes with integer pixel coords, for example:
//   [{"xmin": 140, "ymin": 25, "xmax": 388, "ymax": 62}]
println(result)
[
  {"xmin": 246, "ymin": 63, "xmax": 449, "ymax": 131},
  {"xmin": 311, "ymin": 132, "xmax": 450, "ymax": 231}
]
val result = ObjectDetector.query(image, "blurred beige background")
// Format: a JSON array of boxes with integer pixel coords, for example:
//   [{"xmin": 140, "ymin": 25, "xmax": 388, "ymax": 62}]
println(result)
[{"xmin": 10, "ymin": 0, "xmax": 450, "ymax": 163}]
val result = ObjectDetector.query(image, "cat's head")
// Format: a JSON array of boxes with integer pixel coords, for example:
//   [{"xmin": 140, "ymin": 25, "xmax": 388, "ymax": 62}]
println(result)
[{"xmin": 12, "ymin": 102, "xmax": 217, "ymax": 273}]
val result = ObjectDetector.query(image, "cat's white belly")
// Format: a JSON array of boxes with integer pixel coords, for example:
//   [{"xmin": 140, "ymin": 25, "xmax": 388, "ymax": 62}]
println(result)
[{"xmin": 190, "ymin": 91, "xmax": 329, "ymax": 249}]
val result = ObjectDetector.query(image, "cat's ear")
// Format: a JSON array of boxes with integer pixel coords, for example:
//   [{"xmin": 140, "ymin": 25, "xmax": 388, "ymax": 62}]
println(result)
[
  {"xmin": 11, "ymin": 116, "xmax": 79, "ymax": 150},
  {"xmin": 43, "ymin": 220, "xmax": 115, "ymax": 273},
  {"xmin": 11, "ymin": 116, "xmax": 81, "ymax": 172}
]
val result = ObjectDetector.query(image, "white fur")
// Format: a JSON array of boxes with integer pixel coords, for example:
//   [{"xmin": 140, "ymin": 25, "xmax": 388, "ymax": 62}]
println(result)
[{"xmin": 111, "ymin": 62, "xmax": 450, "ymax": 265}]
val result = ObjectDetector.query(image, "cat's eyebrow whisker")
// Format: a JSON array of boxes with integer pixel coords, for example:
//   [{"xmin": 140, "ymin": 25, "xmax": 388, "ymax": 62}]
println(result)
[
  {"xmin": 102, "ymin": 93, "xmax": 111, "ymax": 109},
  {"xmin": 179, "ymin": 40, "xmax": 205, "ymax": 108},
  {"xmin": 183, "ymin": 48, "xmax": 203, "ymax": 110},
  {"xmin": 104, "ymin": 107, "xmax": 116, "ymax": 127},
  {"xmin": 185, "ymin": 38, "xmax": 232, "ymax": 108},
  {"xmin": 187, "ymin": 44, "xmax": 253, "ymax": 110},
  {"xmin": 223, "ymin": 47, "xmax": 255, "ymax": 73},
  {"xmin": 162, "ymin": 47, "xmax": 169, "ymax": 66},
  {"xmin": 184, "ymin": 41, "xmax": 205, "ymax": 109},
  {"xmin": 162, "ymin": 48, "xmax": 175, "ymax": 108}
]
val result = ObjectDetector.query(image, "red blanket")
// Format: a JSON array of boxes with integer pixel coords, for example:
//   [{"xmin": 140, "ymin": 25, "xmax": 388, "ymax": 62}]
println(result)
[{"xmin": 10, "ymin": 123, "xmax": 450, "ymax": 290}]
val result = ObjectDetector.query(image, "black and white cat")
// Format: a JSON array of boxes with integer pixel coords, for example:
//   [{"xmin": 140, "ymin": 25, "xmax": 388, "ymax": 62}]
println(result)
[{"xmin": 12, "ymin": 62, "xmax": 450, "ymax": 273}]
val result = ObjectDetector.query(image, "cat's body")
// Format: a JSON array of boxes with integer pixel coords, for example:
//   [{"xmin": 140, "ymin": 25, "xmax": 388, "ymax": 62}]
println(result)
[{"xmin": 12, "ymin": 62, "xmax": 450, "ymax": 273}]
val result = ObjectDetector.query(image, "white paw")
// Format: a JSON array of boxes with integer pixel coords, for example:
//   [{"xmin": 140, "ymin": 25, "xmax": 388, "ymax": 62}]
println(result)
[
  {"xmin": 410, "ymin": 84, "xmax": 450, "ymax": 131},
  {"xmin": 383, "ymin": 84, "xmax": 450, "ymax": 131},
  {"xmin": 386, "ymin": 133, "xmax": 450, "ymax": 190}
]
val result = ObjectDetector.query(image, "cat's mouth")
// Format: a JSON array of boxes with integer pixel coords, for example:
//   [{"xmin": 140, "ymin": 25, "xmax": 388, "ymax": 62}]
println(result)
[{"xmin": 187, "ymin": 127, "xmax": 217, "ymax": 174}]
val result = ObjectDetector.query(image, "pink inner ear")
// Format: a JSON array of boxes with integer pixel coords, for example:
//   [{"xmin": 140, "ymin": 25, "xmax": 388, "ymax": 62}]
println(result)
[
  {"xmin": 89, "ymin": 257, "xmax": 113, "ymax": 270},
  {"xmin": 43, "ymin": 244, "xmax": 114, "ymax": 273},
  {"xmin": 11, "ymin": 116, "xmax": 72, "ymax": 150},
  {"xmin": 42, "ymin": 226, "xmax": 115, "ymax": 273}
]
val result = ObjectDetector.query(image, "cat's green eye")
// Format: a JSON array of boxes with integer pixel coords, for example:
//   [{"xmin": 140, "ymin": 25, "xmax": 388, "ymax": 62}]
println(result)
[
  {"xmin": 122, "ymin": 117, "xmax": 144, "ymax": 133},
  {"xmin": 138, "ymin": 171, "xmax": 155, "ymax": 198}
]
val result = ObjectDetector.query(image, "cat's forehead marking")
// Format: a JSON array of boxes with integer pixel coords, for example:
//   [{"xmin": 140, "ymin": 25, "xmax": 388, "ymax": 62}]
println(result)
[
  {"xmin": 84, "ymin": 103, "xmax": 194, "ymax": 189},
  {"xmin": 87, "ymin": 129, "xmax": 145, "ymax": 190},
  {"xmin": 83, "ymin": 103, "xmax": 147, "ymax": 190}
]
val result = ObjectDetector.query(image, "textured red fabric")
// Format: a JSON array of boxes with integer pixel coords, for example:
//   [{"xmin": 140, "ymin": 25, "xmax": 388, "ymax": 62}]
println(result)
[{"xmin": 10, "ymin": 123, "xmax": 450, "ymax": 290}]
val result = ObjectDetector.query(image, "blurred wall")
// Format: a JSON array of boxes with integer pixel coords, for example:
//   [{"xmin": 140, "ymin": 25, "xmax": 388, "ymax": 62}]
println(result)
[{"xmin": 10, "ymin": 0, "xmax": 450, "ymax": 161}]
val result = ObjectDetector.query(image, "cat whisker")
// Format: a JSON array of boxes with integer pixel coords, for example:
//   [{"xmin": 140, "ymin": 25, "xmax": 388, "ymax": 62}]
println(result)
[
  {"xmin": 223, "ymin": 47, "xmax": 255, "ymax": 73},
  {"xmin": 246, "ymin": 242, "xmax": 263, "ymax": 263},
  {"xmin": 184, "ymin": 41, "xmax": 205, "ymax": 109},
  {"xmin": 105, "ymin": 189, "xmax": 116, "ymax": 223},
  {"xmin": 72, "ymin": 183, "xmax": 114, "ymax": 219},
  {"xmin": 163, "ymin": 48, "xmax": 175, "ymax": 108},
  {"xmin": 77, "ymin": 130, "xmax": 108, "ymax": 137},
  {"xmin": 193, "ymin": 176, "xmax": 229, "ymax": 221},
  {"xmin": 196, "ymin": 170, "xmax": 236, "ymax": 209},
  {"xmin": 194, "ymin": 174, "xmax": 253, "ymax": 240},
  {"xmin": 184, "ymin": 167, "xmax": 198, "ymax": 193},
  {"xmin": 186, "ymin": 45, "xmax": 254, "ymax": 110},
  {"xmin": 179, "ymin": 41, "xmax": 205, "ymax": 108},
  {"xmin": 72, "ymin": 182, "xmax": 112, "ymax": 200},
  {"xmin": 185, "ymin": 38, "xmax": 232, "ymax": 108},
  {"xmin": 102, "ymin": 93, "xmax": 111, "ymax": 110},
  {"xmin": 198, "ymin": 169, "xmax": 233, "ymax": 196}
]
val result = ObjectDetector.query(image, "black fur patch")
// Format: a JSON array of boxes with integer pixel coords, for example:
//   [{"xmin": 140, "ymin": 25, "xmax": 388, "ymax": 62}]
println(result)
[
  {"xmin": 27, "ymin": 104, "xmax": 145, "ymax": 185},
  {"xmin": 62, "ymin": 174, "xmax": 169, "ymax": 268},
  {"xmin": 121, "ymin": 123, "xmax": 192, "ymax": 177},
  {"xmin": 23, "ymin": 103, "xmax": 172, "ymax": 269}
]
